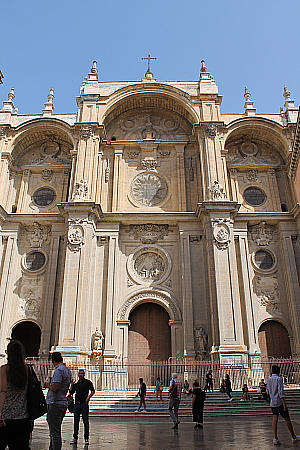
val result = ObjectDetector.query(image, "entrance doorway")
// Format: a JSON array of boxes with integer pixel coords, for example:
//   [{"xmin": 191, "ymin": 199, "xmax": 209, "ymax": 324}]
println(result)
[
  {"xmin": 258, "ymin": 320, "xmax": 291, "ymax": 358},
  {"xmin": 11, "ymin": 321, "xmax": 41, "ymax": 358},
  {"xmin": 128, "ymin": 302, "xmax": 171, "ymax": 384}
]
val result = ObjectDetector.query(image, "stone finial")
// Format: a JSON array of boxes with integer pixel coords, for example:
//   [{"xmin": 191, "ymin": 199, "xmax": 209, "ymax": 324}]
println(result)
[
  {"xmin": 200, "ymin": 60, "xmax": 207, "ymax": 72},
  {"xmin": 42, "ymin": 88, "xmax": 55, "ymax": 116},
  {"xmin": 282, "ymin": 85, "xmax": 297, "ymax": 123},
  {"xmin": 244, "ymin": 87, "xmax": 256, "ymax": 116},
  {"xmin": 1, "ymin": 87, "xmax": 15, "ymax": 112},
  {"xmin": 283, "ymin": 85, "xmax": 291, "ymax": 101},
  {"xmin": 88, "ymin": 60, "xmax": 98, "ymax": 81}
]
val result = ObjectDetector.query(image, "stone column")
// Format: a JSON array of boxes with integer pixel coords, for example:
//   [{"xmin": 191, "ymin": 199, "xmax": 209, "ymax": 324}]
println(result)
[
  {"xmin": 55, "ymin": 203, "xmax": 102, "ymax": 361},
  {"xmin": 175, "ymin": 145, "xmax": 187, "ymax": 211},
  {"xmin": 197, "ymin": 202, "xmax": 247, "ymax": 363},
  {"xmin": 267, "ymin": 168, "xmax": 281, "ymax": 210},
  {"xmin": 278, "ymin": 223, "xmax": 300, "ymax": 357},
  {"xmin": 234, "ymin": 224, "xmax": 260, "ymax": 356},
  {"xmin": 111, "ymin": 144, "xmax": 124, "ymax": 212},
  {"xmin": 18, "ymin": 170, "xmax": 31, "ymax": 212},
  {"xmin": 179, "ymin": 225, "xmax": 195, "ymax": 358}
]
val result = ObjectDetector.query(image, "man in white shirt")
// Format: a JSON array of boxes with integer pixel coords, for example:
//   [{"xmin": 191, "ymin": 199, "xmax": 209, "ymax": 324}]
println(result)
[{"xmin": 266, "ymin": 365, "xmax": 300, "ymax": 445}]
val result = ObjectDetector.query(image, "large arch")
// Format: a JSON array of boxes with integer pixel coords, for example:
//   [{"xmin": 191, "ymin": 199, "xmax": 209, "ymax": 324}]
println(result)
[
  {"xmin": 258, "ymin": 320, "xmax": 292, "ymax": 358},
  {"xmin": 11, "ymin": 321, "xmax": 41, "ymax": 358}
]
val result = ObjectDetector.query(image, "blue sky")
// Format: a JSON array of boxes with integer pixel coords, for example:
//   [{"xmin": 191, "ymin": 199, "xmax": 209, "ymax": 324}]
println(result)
[{"xmin": 0, "ymin": 0, "xmax": 299, "ymax": 115}]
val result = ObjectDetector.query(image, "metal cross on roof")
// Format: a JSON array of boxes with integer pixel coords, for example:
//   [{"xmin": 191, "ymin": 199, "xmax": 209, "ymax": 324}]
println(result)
[{"xmin": 141, "ymin": 54, "xmax": 157, "ymax": 72}]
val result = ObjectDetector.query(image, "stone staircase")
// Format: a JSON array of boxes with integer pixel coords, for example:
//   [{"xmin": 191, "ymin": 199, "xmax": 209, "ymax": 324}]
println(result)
[{"xmin": 83, "ymin": 387, "xmax": 300, "ymax": 419}]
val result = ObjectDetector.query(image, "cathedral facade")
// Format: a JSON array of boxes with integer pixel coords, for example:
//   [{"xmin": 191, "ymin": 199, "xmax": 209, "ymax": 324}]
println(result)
[{"xmin": 0, "ymin": 61, "xmax": 299, "ymax": 367}]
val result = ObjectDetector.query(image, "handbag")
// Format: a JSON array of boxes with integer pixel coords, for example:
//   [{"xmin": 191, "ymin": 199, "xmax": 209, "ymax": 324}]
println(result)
[
  {"xmin": 67, "ymin": 394, "xmax": 74, "ymax": 413},
  {"xmin": 27, "ymin": 365, "xmax": 48, "ymax": 420}
]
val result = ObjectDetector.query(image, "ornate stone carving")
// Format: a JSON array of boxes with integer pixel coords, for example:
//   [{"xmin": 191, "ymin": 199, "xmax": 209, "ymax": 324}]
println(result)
[
  {"xmin": 134, "ymin": 252, "xmax": 165, "ymax": 280},
  {"xmin": 189, "ymin": 235, "xmax": 202, "ymax": 243},
  {"xmin": 117, "ymin": 291, "xmax": 181, "ymax": 321},
  {"xmin": 42, "ymin": 169, "xmax": 53, "ymax": 181},
  {"xmin": 67, "ymin": 219, "xmax": 85, "ymax": 252},
  {"xmin": 29, "ymin": 142, "xmax": 71, "ymax": 166},
  {"xmin": 239, "ymin": 140, "xmax": 258, "ymax": 157},
  {"xmin": 91, "ymin": 328, "xmax": 104, "ymax": 356},
  {"xmin": 131, "ymin": 173, "xmax": 168, "ymax": 206},
  {"xmin": 105, "ymin": 159, "xmax": 110, "ymax": 182},
  {"xmin": 128, "ymin": 151, "xmax": 140, "ymax": 159},
  {"xmin": 142, "ymin": 158, "xmax": 157, "ymax": 170},
  {"xmin": 71, "ymin": 180, "xmax": 89, "ymax": 201},
  {"xmin": 127, "ymin": 224, "xmax": 169, "ymax": 244},
  {"xmin": 188, "ymin": 157, "xmax": 194, "ymax": 181},
  {"xmin": 80, "ymin": 125, "xmax": 93, "ymax": 140},
  {"xmin": 249, "ymin": 221, "xmax": 273, "ymax": 246},
  {"xmin": 255, "ymin": 275, "xmax": 281, "ymax": 314},
  {"xmin": 19, "ymin": 276, "xmax": 44, "ymax": 320},
  {"xmin": 194, "ymin": 327, "xmax": 207, "ymax": 360},
  {"xmin": 0, "ymin": 127, "xmax": 6, "ymax": 138},
  {"xmin": 25, "ymin": 222, "xmax": 51, "ymax": 248},
  {"xmin": 127, "ymin": 278, "xmax": 134, "ymax": 288},
  {"xmin": 205, "ymin": 124, "xmax": 217, "ymax": 138},
  {"xmin": 23, "ymin": 169, "xmax": 31, "ymax": 177},
  {"xmin": 159, "ymin": 150, "xmax": 171, "ymax": 157},
  {"xmin": 212, "ymin": 219, "xmax": 231, "ymax": 250},
  {"xmin": 208, "ymin": 180, "xmax": 226, "ymax": 200},
  {"xmin": 246, "ymin": 169, "xmax": 258, "ymax": 182}
]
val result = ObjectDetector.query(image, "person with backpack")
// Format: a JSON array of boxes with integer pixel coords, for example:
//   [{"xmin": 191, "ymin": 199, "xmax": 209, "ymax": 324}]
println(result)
[{"xmin": 168, "ymin": 373, "xmax": 182, "ymax": 429}]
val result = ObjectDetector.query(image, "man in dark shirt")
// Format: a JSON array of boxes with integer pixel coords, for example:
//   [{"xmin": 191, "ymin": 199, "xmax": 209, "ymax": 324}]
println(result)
[{"xmin": 69, "ymin": 369, "xmax": 95, "ymax": 446}]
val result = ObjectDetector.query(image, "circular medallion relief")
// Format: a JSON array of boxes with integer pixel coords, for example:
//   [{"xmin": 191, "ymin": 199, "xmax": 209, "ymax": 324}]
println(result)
[
  {"xmin": 131, "ymin": 173, "xmax": 168, "ymax": 206},
  {"xmin": 254, "ymin": 250, "xmax": 275, "ymax": 271},
  {"xmin": 127, "ymin": 245, "xmax": 172, "ymax": 285},
  {"xmin": 22, "ymin": 250, "xmax": 47, "ymax": 273}
]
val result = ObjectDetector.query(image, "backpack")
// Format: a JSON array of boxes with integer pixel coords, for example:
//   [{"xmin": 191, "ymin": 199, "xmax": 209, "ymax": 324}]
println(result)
[{"xmin": 169, "ymin": 381, "xmax": 178, "ymax": 398}]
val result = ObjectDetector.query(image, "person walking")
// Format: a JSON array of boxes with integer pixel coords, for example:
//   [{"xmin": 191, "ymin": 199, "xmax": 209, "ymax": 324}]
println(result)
[
  {"xmin": 225, "ymin": 374, "xmax": 233, "ymax": 401},
  {"xmin": 69, "ymin": 369, "xmax": 95, "ymax": 446},
  {"xmin": 155, "ymin": 377, "xmax": 163, "ymax": 401},
  {"xmin": 205, "ymin": 369, "xmax": 213, "ymax": 392},
  {"xmin": 0, "ymin": 340, "xmax": 31, "ymax": 450},
  {"xmin": 44, "ymin": 352, "xmax": 72, "ymax": 450},
  {"xmin": 168, "ymin": 373, "xmax": 182, "ymax": 429},
  {"xmin": 266, "ymin": 365, "xmax": 300, "ymax": 445},
  {"xmin": 135, "ymin": 378, "xmax": 147, "ymax": 412},
  {"xmin": 191, "ymin": 381, "xmax": 206, "ymax": 428}
]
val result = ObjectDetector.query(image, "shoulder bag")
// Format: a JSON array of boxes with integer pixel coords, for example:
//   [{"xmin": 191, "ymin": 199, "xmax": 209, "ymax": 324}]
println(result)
[{"xmin": 27, "ymin": 365, "xmax": 48, "ymax": 420}]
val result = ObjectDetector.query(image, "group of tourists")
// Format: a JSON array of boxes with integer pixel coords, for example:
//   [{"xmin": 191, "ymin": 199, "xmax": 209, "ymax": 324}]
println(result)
[{"xmin": 0, "ymin": 340, "xmax": 299, "ymax": 448}]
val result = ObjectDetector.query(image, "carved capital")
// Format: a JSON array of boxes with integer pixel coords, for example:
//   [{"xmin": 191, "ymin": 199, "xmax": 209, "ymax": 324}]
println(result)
[{"xmin": 80, "ymin": 125, "xmax": 93, "ymax": 140}]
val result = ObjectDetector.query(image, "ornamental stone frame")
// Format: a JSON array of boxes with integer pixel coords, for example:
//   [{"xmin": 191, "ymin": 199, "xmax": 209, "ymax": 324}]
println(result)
[{"xmin": 117, "ymin": 289, "xmax": 182, "ymax": 323}]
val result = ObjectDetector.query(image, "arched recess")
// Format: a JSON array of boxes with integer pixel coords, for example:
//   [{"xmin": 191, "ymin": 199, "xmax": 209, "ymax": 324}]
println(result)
[
  {"xmin": 258, "ymin": 320, "xmax": 292, "ymax": 358},
  {"xmin": 11, "ymin": 321, "xmax": 41, "ymax": 358}
]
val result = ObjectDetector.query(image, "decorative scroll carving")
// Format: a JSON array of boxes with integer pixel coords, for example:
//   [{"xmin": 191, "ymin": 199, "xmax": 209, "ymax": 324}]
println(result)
[
  {"xmin": 188, "ymin": 157, "xmax": 194, "ymax": 181},
  {"xmin": 25, "ymin": 222, "xmax": 50, "ymax": 248},
  {"xmin": 127, "ymin": 278, "xmax": 134, "ymax": 288},
  {"xmin": 255, "ymin": 275, "xmax": 281, "ymax": 314},
  {"xmin": 249, "ymin": 221, "xmax": 273, "ymax": 246},
  {"xmin": 80, "ymin": 125, "xmax": 93, "ymax": 140},
  {"xmin": 71, "ymin": 180, "xmax": 89, "ymax": 201},
  {"xmin": 67, "ymin": 219, "xmax": 86, "ymax": 252},
  {"xmin": 127, "ymin": 224, "xmax": 169, "ymax": 244},
  {"xmin": 205, "ymin": 124, "xmax": 217, "ymax": 138},
  {"xmin": 208, "ymin": 180, "xmax": 226, "ymax": 200},
  {"xmin": 42, "ymin": 169, "xmax": 53, "ymax": 181},
  {"xmin": 117, "ymin": 291, "xmax": 181, "ymax": 321},
  {"xmin": 91, "ymin": 328, "xmax": 104, "ymax": 356},
  {"xmin": 23, "ymin": 169, "xmax": 31, "ymax": 177},
  {"xmin": 19, "ymin": 276, "xmax": 44, "ymax": 320},
  {"xmin": 128, "ymin": 151, "xmax": 140, "ymax": 159},
  {"xmin": 189, "ymin": 235, "xmax": 202, "ymax": 243},
  {"xmin": 211, "ymin": 219, "xmax": 231, "ymax": 250},
  {"xmin": 246, "ymin": 169, "xmax": 258, "ymax": 182},
  {"xmin": 194, "ymin": 327, "xmax": 207, "ymax": 360},
  {"xmin": 159, "ymin": 150, "xmax": 171, "ymax": 157},
  {"xmin": 29, "ymin": 142, "xmax": 71, "ymax": 167},
  {"xmin": 105, "ymin": 159, "xmax": 110, "ymax": 182},
  {"xmin": 142, "ymin": 158, "xmax": 157, "ymax": 170}
]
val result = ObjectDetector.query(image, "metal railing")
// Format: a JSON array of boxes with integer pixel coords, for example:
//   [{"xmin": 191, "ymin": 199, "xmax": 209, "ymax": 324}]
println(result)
[{"xmin": 25, "ymin": 358, "xmax": 300, "ymax": 391}]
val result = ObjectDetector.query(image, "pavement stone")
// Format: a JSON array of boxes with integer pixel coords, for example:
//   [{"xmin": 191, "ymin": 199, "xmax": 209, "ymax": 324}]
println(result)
[{"xmin": 29, "ymin": 414, "xmax": 300, "ymax": 450}]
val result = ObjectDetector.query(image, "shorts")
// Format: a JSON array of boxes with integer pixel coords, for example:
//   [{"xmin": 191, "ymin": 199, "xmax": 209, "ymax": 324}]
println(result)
[{"xmin": 271, "ymin": 404, "xmax": 289, "ymax": 418}]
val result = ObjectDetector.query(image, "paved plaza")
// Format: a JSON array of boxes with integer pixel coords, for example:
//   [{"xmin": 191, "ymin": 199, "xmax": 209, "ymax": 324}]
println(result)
[{"xmin": 29, "ymin": 414, "xmax": 300, "ymax": 450}]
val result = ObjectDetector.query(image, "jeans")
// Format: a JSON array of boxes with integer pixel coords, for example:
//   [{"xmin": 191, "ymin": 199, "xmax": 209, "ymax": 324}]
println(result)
[
  {"xmin": 47, "ymin": 403, "xmax": 67, "ymax": 450},
  {"xmin": 0, "ymin": 418, "xmax": 31, "ymax": 450},
  {"xmin": 168, "ymin": 398, "xmax": 180, "ymax": 422},
  {"xmin": 73, "ymin": 402, "xmax": 89, "ymax": 440}
]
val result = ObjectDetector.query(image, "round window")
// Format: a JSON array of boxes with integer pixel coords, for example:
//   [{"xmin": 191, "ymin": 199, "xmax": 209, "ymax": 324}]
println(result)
[
  {"xmin": 25, "ymin": 251, "xmax": 46, "ymax": 271},
  {"xmin": 254, "ymin": 250, "xmax": 274, "ymax": 270},
  {"xmin": 32, "ymin": 188, "xmax": 56, "ymax": 207},
  {"xmin": 244, "ymin": 187, "xmax": 267, "ymax": 206}
]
